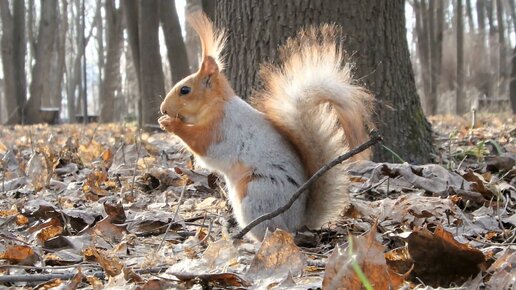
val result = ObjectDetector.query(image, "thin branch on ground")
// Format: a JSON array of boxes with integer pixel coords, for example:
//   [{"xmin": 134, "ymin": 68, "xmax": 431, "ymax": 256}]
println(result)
[{"xmin": 233, "ymin": 130, "xmax": 382, "ymax": 240}]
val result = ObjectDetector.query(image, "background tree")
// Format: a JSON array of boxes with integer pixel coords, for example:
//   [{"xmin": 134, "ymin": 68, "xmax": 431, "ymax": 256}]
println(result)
[
  {"xmin": 160, "ymin": 0, "xmax": 190, "ymax": 84},
  {"xmin": 0, "ymin": 0, "xmax": 26, "ymax": 124},
  {"xmin": 100, "ymin": 0, "xmax": 123, "ymax": 122},
  {"xmin": 216, "ymin": 0, "xmax": 434, "ymax": 163},
  {"xmin": 24, "ymin": 0, "xmax": 58, "ymax": 124},
  {"xmin": 456, "ymin": 0, "xmax": 466, "ymax": 114},
  {"xmin": 125, "ymin": 0, "xmax": 165, "ymax": 129}
]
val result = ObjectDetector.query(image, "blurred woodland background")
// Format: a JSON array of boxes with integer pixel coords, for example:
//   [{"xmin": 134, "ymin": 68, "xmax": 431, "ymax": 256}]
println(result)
[{"xmin": 0, "ymin": 0, "xmax": 514, "ymax": 162}]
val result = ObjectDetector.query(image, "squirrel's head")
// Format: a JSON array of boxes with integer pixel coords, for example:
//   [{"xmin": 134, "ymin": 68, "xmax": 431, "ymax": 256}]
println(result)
[{"xmin": 159, "ymin": 12, "xmax": 233, "ymax": 126}]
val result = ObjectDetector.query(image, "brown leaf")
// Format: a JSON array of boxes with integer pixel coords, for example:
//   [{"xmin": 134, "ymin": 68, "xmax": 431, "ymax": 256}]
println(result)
[
  {"xmin": 462, "ymin": 169, "xmax": 494, "ymax": 199},
  {"xmin": 36, "ymin": 225, "xmax": 64, "ymax": 243},
  {"xmin": 322, "ymin": 225, "xmax": 405, "ymax": 289},
  {"xmin": 27, "ymin": 152, "xmax": 50, "ymax": 191},
  {"xmin": 64, "ymin": 269, "xmax": 85, "ymax": 290},
  {"xmin": 247, "ymin": 229, "xmax": 306, "ymax": 280},
  {"xmin": 83, "ymin": 247, "xmax": 123, "ymax": 277},
  {"xmin": 0, "ymin": 245, "xmax": 38, "ymax": 265},
  {"xmin": 34, "ymin": 278, "xmax": 63, "ymax": 290},
  {"xmin": 486, "ymin": 250, "xmax": 516, "ymax": 289},
  {"xmin": 407, "ymin": 225, "xmax": 486, "ymax": 287}
]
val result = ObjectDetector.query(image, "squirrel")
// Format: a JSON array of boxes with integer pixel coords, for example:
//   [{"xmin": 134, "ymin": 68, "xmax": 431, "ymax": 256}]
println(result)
[{"xmin": 158, "ymin": 13, "xmax": 373, "ymax": 241}]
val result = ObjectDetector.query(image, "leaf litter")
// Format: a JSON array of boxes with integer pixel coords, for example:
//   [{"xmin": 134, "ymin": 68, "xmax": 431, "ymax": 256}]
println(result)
[{"xmin": 0, "ymin": 114, "xmax": 514, "ymax": 289}]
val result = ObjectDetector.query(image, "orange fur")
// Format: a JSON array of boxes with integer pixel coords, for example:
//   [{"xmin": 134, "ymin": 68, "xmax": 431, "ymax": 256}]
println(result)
[{"xmin": 227, "ymin": 161, "xmax": 254, "ymax": 201}]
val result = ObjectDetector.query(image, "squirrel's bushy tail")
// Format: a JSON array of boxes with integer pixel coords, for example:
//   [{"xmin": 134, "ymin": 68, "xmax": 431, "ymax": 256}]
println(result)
[{"xmin": 254, "ymin": 24, "xmax": 374, "ymax": 228}]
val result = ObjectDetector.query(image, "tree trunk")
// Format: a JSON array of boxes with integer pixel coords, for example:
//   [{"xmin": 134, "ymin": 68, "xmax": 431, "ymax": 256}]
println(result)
[
  {"xmin": 138, "ymin": 0, "xmax": 165, "ymax": 129},
  {"xmin": 496, "ymin": 0, "xmax": 506, "ymax": 96},
  {"xmin": 100, "ymin": 0, "xmax": 123, "ymax": 122},
  {"xmin": 202, "ymin": 0, "xmax": 216, "ymax": 20},
  {"xmin": 123, "ymin": 0, "xmax": 142, "ymax": 125},
  {"xmin": 95, "ymin": 2, "xmax": 104, "ymax": 115},
  {"xmin": 456, "ymin": 0, "xmax": 466, "ymax": 115},
  {"xmin": 511, "ymin": 46, "xmax": 516, "ymax": 113},
  {"xmin": 0, "ymin": 0, "xmax": 26, "ymax": 124},
  {"xmin": 55, "ymin": 0, "xmax": 68, "ymax": 112},
  {"xmin": 185, "ymin": 0, "xmax": 202, "ymax": 72},
  {"xmin": 465, "ymin": 0, "xmax": 475, "ymax": 32},
  {"xmin": 507, "ymin": 0, "xmax": 516, "ymax": 113},
  {"xmin": 25, "ymin": 0, "xmax": 58, "ymax": 124},
  {"xmin": 216, "ymin": 0, "xmax": 434, "ymax": 163},
  {"xmin": 414, "ymin": 0, "xmax": 433, "ymax": 115},
  {"xmin": 160, "ymin": 0, "xmax": 190, "ymax": 85}
]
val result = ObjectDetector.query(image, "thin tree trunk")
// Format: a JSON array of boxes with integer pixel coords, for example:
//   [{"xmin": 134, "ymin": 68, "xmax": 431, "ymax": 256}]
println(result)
[
  {"xmin": 100, "ymin": 0, "xmax": 123, "ymax": 122},
  {"xmin": 139, "ymin": 0, "xmax": 165, "ymax": 129},
  {"xmin": 185, "ymin": 0, "xmax": 202, "ymax": 72},
  {"xmin": 122, "ymin": 0, "xmax": 142, "ymax": 125},
  {"xmin": 160, "ymin": 0, "xmax": 190, "ymax": 84},
  {"xmin": 496, "ymin": 0, "xmax": 506, "ymax": 96},
  {"xmin": 456, "ymin": 0, "xmax": 466, "ymax": 114},
  {"xmin": 466, "ymin": 0, "xmax": 475, "ymax": 32},
  {"xmin": 25, "ymin": 0, "xmax": 58, "ymax": 124}
]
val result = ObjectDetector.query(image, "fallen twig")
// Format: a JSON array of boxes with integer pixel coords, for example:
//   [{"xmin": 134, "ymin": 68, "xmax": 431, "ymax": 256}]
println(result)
[
  {"xmin": 0, "ymin": 266, "xmax": 169, "ymax": 284},
  {"xmin": 233, "ymin": 130, "xmax": 383, "ymax": 240}
]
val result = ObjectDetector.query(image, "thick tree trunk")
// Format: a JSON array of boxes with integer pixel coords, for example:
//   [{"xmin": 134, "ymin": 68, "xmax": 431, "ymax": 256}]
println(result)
[
  {"xmin": 100, "ymin": 0, "xmax": 123, "ymax": 123},
  {"xmin": 217, "ymin": 0, "xmax": 434, "ymax": 163},
  {"xmin": 138, "ymin": 0, "xmax": 165, "ymax": 129},
  {"xmin": 160, "ymin": 0, "xmax": 190, "ymax": 85},
  {"xmin": 0, "ymin": 0, "xmax": 26, "ymax": 124},
  {"xmin": 25, "ymin": 0, "xmax": 58, "ymax": 124}
]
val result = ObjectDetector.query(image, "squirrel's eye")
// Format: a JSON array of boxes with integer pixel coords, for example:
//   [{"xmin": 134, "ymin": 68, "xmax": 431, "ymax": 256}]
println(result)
[{"xmin": 180, "ymin": 86, "xmax": 191, "ymax": 95}]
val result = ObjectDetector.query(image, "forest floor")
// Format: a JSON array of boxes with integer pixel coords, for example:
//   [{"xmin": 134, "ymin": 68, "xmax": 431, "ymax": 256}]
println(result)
[{"xmin": 0, "ymin": 113, "xmax": 514, "ymax": 289}]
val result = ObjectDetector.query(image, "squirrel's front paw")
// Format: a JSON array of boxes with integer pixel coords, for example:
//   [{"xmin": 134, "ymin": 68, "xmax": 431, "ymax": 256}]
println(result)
[{"xmin": 158, "ymin": 115, "xmax": 180, "ymax": 132}]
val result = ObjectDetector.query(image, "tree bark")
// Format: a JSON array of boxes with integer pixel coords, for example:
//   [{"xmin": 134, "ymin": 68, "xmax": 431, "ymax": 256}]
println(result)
[
  {"xmin": 216, "ymin": 0, "xmax": 434, "ymax": 163},
  {"xmin": 138, "ymin": 0, "xmax": 165, "ymax": 129},
  {"xmin": 465, "ymin": 0, "xmax": 475, "ymax": 32},
  {"xmin": 456, "ymin": 0, "xmax": 466, "ymax": 115},
  {"xmin": 0, "ymin": 0, "xmax": 26, "ymax": 124},
  {"xmin": 202, "ymin": 0, "xmax": 216, "ymax": 20},
  {"xmin": 25, "ymin": 0, "xmax": 58, "ymax": 124},
  {"xmin": 185, "ymin": 0, "xmax": 202, "ymax": 72},
  {"xmin": 160, "ymin": 0, "xmax": 190, "ymax": 85},
  {"xmin": 511, "ymin": 46, "xmax": 516, "ymax": 113},
  {"xmin": 496, "ymin": 0, "xmax": 506, "ymax": 96},
  {"xmin": 123, "ymin": 0, "xmax": 142, "ymax": 125},
  {"xmin": 100, "ymin": 0, "xmax": 123, "ymax": 122}
]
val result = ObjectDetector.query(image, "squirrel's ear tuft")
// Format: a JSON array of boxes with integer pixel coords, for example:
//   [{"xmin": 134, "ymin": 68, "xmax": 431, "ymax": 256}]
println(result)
[
  {"xmin": 187, "ymin": 12, "xmax": 226, "ymax": 72},
  {"xmin": 201, "ymin": 56, "xmax": 219, "ymax": 76}
]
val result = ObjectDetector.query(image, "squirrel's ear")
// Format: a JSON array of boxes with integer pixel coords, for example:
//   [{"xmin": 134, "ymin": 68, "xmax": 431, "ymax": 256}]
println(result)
[{"xmin": 200, "ymin": 56, "xmax": 219, "ymax": 76}]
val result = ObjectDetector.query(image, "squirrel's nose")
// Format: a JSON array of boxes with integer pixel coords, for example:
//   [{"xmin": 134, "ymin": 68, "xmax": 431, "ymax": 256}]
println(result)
[{"xmin": 160, "ymin": 103, "xmax": 167, "ymax": 115}]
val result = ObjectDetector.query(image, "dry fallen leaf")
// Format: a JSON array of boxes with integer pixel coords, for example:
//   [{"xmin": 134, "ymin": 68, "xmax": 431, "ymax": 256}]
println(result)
[
  {"xmin": 322, "ymin": 225, "xmax": 405, "ymax": 289},
  {"xmin": 247, "ymin": 229, "xmax": 306, "ymax": 282},
  {"xmin": 83, "ymin": 246, "xmax": 123, "ymax": 277},
  {"xmin": 0, "ymin": 245, "xmax": 39, "ymax": 265},
  {"xmin": 406, "ymin": 225, "xmax": 486, "ymax": 287}
]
